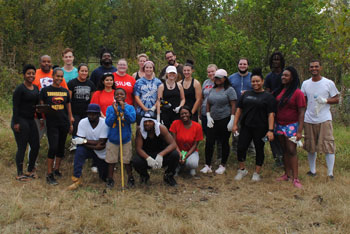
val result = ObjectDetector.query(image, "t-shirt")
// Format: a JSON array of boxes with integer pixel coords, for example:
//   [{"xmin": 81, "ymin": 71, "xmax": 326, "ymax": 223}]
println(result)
[
  {"xmin": 12, "ymin": 84, "xmax": 40, "ymax": 123},
  {"xmin": 33, "ymin": 69, "xmax": 68, "ymax": 90},
  {"xmin": 301, "ymin": 77, "xmax": 339, "ymax": 124},
  {"xmin": 76, "ymin": 117, "xmax": 109, "ymax": 159},
  {"xmin": 68, "ymin": 78, "xmax": 96, "ymax": 116},
  {"xmin": 90, "ymin": 90, "xmax": 115, "ymax": 116},
  {"xmin": 90, "ymin": 66, "xmax": 117, "ymax": 87},
  {"xmin": 201, "ymin": 79, "xmax": 215, "ymax": 116},
  {"xmin": 264, "ymin": 72, "xmax": 282, "ymax": 93},
  {"xmin": 39, "ymin": 85, "xmax": 70, "ymax": 127},
  {"xmin": 228, "ymin": 72, "xmax": 252, "ymax": 100},
  {"xmin": 238, "ymin": 90, "xmax": 276, "ymax": 128},
  {"xmin": 276, "ymin": 88, "xmax": 306, "ymax": 125},
  {"xmin": 113, "ymin": 73, "xmax": 136, "ymax": 105},
  {"xmin": 62, "ymin": 67, "xmax": 78, "ymax": 83},
  {"xmin": 133, "ymin": 77, "xmax": 162, "ymax": 115},
  {"xmin": 207, "ymin": 87, "xmax": 237, "ymax": 120},
  {"xmin": 169, "ymin": 120, "xmax": 203, "ymax": 152}
]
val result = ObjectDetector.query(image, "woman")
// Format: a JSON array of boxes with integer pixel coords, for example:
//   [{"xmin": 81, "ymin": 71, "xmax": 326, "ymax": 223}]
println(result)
[
  {"xmin": 12, "ymin": 64, "xmax": 41, "ymax": 181},
  {"xmin": 134, "ymin": 60, "xmax": 162, "ymax": 124},
  {"xmin": 91, "ymin": 72, "xmax": 116, "ymax": 117},
  {"xmin": 113, "ymin": 58, "xmax": 136, "ymax": 105},
  {"xmin": 157, "ymin": 66, "xmax": 185, "ymax": 129},
  {"xmin": 132, "ymin": 53, "xmax": 148, "ymax": 80},
  {"xmin": 68, "ymin": 63, "xmax": 96, "ymax": 138},
  {"xmin": 201, "ymin": 69, "xmax": 237, "ymax": 174},
  {"xmin": 40, "ymin": 68, "xmax": 73, "ymax": 185},
  {"xmin": 170, "ymin": 106, "xmax": 203, "ymax": 176},
  {"xmin": 274, "ymin": 66, "xmax": 305, "ymax": 188},
  {"xmin": 179, "ymin": 60, "xmax": 202, "ymax": 122},
  {"xmin": 233, "ymin": 68, "xmax": 276, "ymax": 181}
]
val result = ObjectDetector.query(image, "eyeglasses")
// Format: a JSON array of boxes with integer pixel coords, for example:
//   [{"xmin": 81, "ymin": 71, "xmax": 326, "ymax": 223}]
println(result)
[{"xmin": 103, "ymin": 72, "xmax": 113, "ymax": 76}]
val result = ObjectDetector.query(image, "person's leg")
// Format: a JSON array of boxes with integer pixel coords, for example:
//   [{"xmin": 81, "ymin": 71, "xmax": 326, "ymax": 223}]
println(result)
[
  {"xmin": 46, "ymin": 126, "xmax": 59, "ymax": 175},
  {"xmin": 72, "ymin": 114, "xmax": 82, "ymax": 137},
  {"xmin": 325, "ymin": 153, "xmax": 335, "ymax": 177},
  {"xmin": 304, "ymin": 122, "xmax": 318, "ymax": 175},
  {"xmin": 308, "ymin": 152, "xmax": 317, "ymax": 174},
  {"xmin": 54, "ymin": 126, "xmax": 69, "ymax": 172},
  {"xmin": 12, "ymin": 118, "xmax": 31, "ymax": 176},
  {"xmin": 277, "ymin": 135, "xmax": 290, "ymax": 177},
  {"xmin": 217, "ymin": 117, "xmax": 231, "ymax": 166},
  {"xmin": 319, "ymin": 121, "xmax": 336, "ymax": 177},
  {"xmin": 92, "ymin": 154, "xmax": 108, "ymax": 182},
  {"xmin": 163, "ymin": 150, "xmax": 180, "ymax": 175},
  {"xmin": 132, "ymin": 154, "xmax": 150, "ymax": 178},
  {"xmin": 237, "ymin": 125, "xmax": 253, "ymax": 169},
  {"xmin": 201, "ymin": 115, "xmax": 208, "ymax": 136},
  {"xmin": 251, "ymin": 127, "xmax": 267, "ymax": 174},
  {"xmin": 269, "ymin": 135, "xmax": 284, "ymax": 166},
  {"xmin": 284, "ymin": 139, "xmax": 298, "ymax": 179},
  {"xmin": 204, "ymin": 122, "xmax": 217, "ymax": 167},
  {"xmin": 73, "ymin": 145, "xmax": 90, "ymax": 178},
  {"xmin": 27, "ymin": 119, "xmax": 40, "ymax": 173},
  {"xmin": 185, "ymin": 152, "xmax": 199, "ymax": 169}
]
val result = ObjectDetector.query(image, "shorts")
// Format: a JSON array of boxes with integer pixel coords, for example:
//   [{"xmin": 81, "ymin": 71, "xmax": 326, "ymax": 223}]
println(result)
[
  {"xmin": 275, "ymin": 122, "xmax": 298, "ymax": 138},
  {"xmin": 105, "ymin": 141, "xmax": 132, "ymax": 164},
  {"xmin": 303, "ymin": 121, "xmax": 335, "ymax": 154}
]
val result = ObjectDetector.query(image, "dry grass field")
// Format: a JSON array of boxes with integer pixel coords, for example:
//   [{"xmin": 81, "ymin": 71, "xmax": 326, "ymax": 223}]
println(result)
[{"xmin": 0, "ymin": 108, "xmax": 350, "ymax": 234}]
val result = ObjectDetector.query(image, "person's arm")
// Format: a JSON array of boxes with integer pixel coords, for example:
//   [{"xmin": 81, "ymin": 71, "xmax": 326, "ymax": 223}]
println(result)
[
  {"xmin": 192, "ymin": 79, "xmax": 202, "ymax": 115},
  {"xmin": 157, "ymin": 125, "xmax": 176, "ymax": 157},
  {"xmin": 123, "ymin": 105, "xmax": 136, "ymax": 124},
  {"xmin": 296, "ymin": 107, "xmax": 305, "ymax": 141},
  {"xmin": 178, "ymin": 83, "xmax": 186, "ymax": 107},
  {"xmin": 132, "ymin": 72, "xmax": 137, "ymax": 78},
  {"xmin": 68, "ymin": 90, "xmax": 73, "ymax": 99},
  {"xmin": 232, "ymin": 108, "xmax": 241, "ymax": 133},
  {"xmin": 326, "ymin": 94, "xmax": 339, "ymax": 104},
  {"xmin": 157, "ymin": 84, "xmax": 164, "ymax": 115},
  {"xmin": 134, "ymin": 95, "xmax": 149, "ymax": 112},
  {"xmin": 66, "ymin": 102, "xmax": 74, "ymax": 134},
  {"xmin": 84, "ymin": 138, "xmax": 107, "ymax": 150},
  {"xmin": 230, "ymin": 100, "xmax": 236, "ymax": 115},
  {"xmin": 12, "ymin": 86, "xmax": 22, "ymax": 132},
  {"xmin": 135, "ymin": 128, "xmax": 150, "ymax": 160},
  {"xmin": 105, "ymin": 105, "xmax": 117, "ymax": 127},
  {"xmin": 266, "ymin": 112, "xmax": 275, "ymax": 141},
  {"xmin": 185, "ymin": 141, "xmax": 198, "ymax": 160}
]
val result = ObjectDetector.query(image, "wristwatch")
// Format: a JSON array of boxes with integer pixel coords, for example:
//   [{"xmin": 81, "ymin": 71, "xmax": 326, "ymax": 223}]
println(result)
[
  {"xmin": 268, "ymin": 129, "xmax": 274, "ymax": 132},
  {"xmin": 83, "ymin": 139, "xmax": 87, "ymax": 144}
]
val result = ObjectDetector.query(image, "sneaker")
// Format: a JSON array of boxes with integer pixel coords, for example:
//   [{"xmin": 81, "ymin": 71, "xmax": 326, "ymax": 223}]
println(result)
[
  {"xmin": 215, "ymin": 165, "xmax": 226, "ymax": 175},
  {"xmin": 234, "ymin": 169, "xmax": 248, "ymax": 181},
  {"xmin": 67, "ymin": 176, "xmax": 82, "ymax": 190},
  {"xmin": 293, "ymin": 178, "xmax": 302, "ymax": 188},
  {"xmin": 106, "ymin": 178, "xmax": 115, "ymax": 189},
  {"xmin": 200, "ymin": 165, "xmax": 212, "ymax": 174},
  {"xmin": 190, "ymin": 169, "xmax": 196, "ymax": 176},
  {"xmin": 53, "ymin": 170, "xmax": 62, "ymax": 178},
  {"xmin": 140, "ymin": 174, "xmax": 150, "ymax": 185},
  {"xmin": 127, "ymin": 176, "xmax": 135, "ymax": 187},
  {"xmin": 91, "ymin": 166, "xmax": 98, "ymax": 174},
  {"xmin": 46, "ymin": 173, "xmax": 58, "ymax": 185},
  {"xmin": 328, "ymin": 175, "xmax": 334, "ymax": 180},
  {"xmin": 306, "ymin": 171, "xmax": 316, "ymax": 177},
  {"xmin": 276, "ymin": 174, "xmax": 289, "ymax": 182},
  {"xmin": 251, "ymin": 172, "xmax": 261, "ymax": 181},
  {"xmin": 164, "ymin": 174, "xmax": 177, "ymax": 186}
]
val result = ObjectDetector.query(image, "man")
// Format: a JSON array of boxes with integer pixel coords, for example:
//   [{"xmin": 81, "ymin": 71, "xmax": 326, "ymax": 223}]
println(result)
[
  {"xmin": 68, "ymin": 104, "xmax": 109, "ymax": 190},
  {"xmin": 61, "ymin": 48, "xmax": 78, "ymax": 83},
  {"xmin": 132, "ymin": 112, "xmax": 179, "ymax": 186},
  {"xmin": 264, "ymin": 52, "xmax": 285, "ymax": 166},
  {"xmin": 301, "ymin": 60, "xmax": 339, "ymax": 179},
  {"xmin": 90, "ymin": 49, "xmax": 117, "ymax": 87},
  {"xmin": 159, "ymin": 50, "xmax": 184, "ymax": 82}
]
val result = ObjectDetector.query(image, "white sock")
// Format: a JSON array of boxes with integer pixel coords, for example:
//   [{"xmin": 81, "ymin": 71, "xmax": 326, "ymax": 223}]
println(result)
[
  {"xmin": 325, "ymin": 153, "xmax": 335, "ymax": 176},
  {"xmin": 308, "ymin": 152, "xmax": 317, "ymax": 173}
]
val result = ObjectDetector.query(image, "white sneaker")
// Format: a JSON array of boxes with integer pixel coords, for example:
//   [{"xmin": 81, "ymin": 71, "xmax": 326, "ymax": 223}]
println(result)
[
  {"xmin": 251, "ymin": 172, "xmax": 261, "ymax": 181},
  {"xmin": 190, "ymin": 169, "xmax": 196, "ymax": 176},
  {"xmin": 215, "ymin": 165, "xmax": 226, "ymax": 174},
  {"xmin": 200, "ymin": 165, "xmax": 212, "ymax": 174},
  {"xmin": 234, "ymin": 169, "xmax": 248, "ymax": 180},
  {"xmin": 91, "ymin": 166, "xmax": 98, "ymax": 173}
]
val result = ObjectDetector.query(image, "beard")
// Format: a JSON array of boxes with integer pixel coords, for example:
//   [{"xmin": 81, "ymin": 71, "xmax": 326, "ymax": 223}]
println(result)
[
  {"xmin": 168, "ymin": 59, "xmax": 175, "ymax": 65},
  {"xmin": 238, "ymin": 68, "xmax": 248, "ymax": 74},
  {"xmin": 101, "ymin": 59, "xmax": 112, "ymax": 66}
]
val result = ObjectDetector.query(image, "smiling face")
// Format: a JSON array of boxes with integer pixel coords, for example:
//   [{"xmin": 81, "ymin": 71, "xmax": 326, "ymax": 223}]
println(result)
[
  {"xmin": 144, "ymin": 63, "xmax": 154, "ymax": 77},
  {"xmin": 238, "ymin": 59, "xmax": 249, "ymax": 74},
  {"xmin": 52, "ymin": 70, "xmax": 64, "ymax": 87},
  {"xmin": 24, "ymin": 69, "xmax": 36, "ymax": 84},
  {"xmin": 78, "ymin": 65, "xmax": 89, "ymax": 81},
  {"xmin": 101, "ymin": 52, "xmax": 112, "ymax": 66},
  {"xmin": 309, "ymin": 61, "xmax": 322, "ymax": 77},
  {"xmin": 166, "ymin": 72, "xmax": 177, "ymax": 81},
  {"xmin": 117, "ymin": 60, "xmax": 128, "ymax": 74},
  {"xmin": 207, "ymin": 66, "xmax": 216, "ymax": 80},
  {"xmin": 87, "ymin": 112, "xmax": 99, "ymax": 123},
  {"xmin": 165, "ymin": 52, "xmax": 176, "ymax": 65},
  {"xmin": 281, "ymin": 70, "xmax": 292, "ymax": 85},
  {"xmin": 143, "ymin": 119, "xmax": 155, "ymax": 132},
  {"xmin": 138, "ymin": 56, "xmax": 147, "ymax": 69},
  {"xmin": 62, "ymin": 52, "xmax": 74, "ymax": 66},
  {"xmin": 180, "ymin": 108, "xmax": 191, "ymax": 123},
  {"xmin": 114, "ymin": 89, "xmax": 126, "ymax": 102},
  {"xmin": 40, "ymin": 56, "xmax": 52, "ymax": 73},
  {"xmin": 214, "ymin": 76, "xmax": 225, "ymax": 86},
  {"xmin": 183, "ymin": 66, "xmax": 192, "ymax": 79},
  {"xmin": 251, "ymin": 75, "xmax": 264, "ymax": 91},
  {"xmin": 103, "ymin": 76, "xmax": 114, "ymax": 89}
]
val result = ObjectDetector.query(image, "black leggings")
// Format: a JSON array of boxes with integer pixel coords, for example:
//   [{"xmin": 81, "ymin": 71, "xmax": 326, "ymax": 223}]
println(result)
[
  {"xmin": 11, "ymin": 118, "xmax": 40, "ymax": 175},
  {"xmin": 237, "ymin": 125, "xmax": 267, "ymax": 166},
  {"xmin": 47, "ymin": 124, "xmax": 69, "ymax": 159},
  {"xmin": 72, "ymin": 114, "xmax": 86, "ymax": 137},
  {"xmin": 205, "ymin": 116, "xmax": 231, "ymax": 166}
]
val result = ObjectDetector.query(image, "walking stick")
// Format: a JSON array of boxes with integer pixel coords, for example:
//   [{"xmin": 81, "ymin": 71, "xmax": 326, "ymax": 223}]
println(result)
[{"xmin": 117, "ymin": 110, "xmax": 125, "ymax": 191}]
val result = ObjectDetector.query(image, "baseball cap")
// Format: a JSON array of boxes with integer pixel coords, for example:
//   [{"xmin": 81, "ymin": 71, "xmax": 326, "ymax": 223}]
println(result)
[
  {"xmin": 86, "ymin": 103, "xmax": 101, "ymax": 113},
  {"xmin": 166, "ymin": 66, "xmax": 177, "ymax": 74},
  {"xmin": 215, "ymin": 69, "xmax": 228, "ymax": 79}
]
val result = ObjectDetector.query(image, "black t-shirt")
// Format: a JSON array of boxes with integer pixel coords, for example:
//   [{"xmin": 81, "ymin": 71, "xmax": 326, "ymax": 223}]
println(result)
[
  {"xmin": 264, "ymin": 72, "xmax": 282, "ymax": 93},
  {"xmin": 12, "ymin": 84, "xmax": 40, "ymax": 123},
  {"xmin": 40, "ymin": 86, "xmax": 70, "ymax": 127},
  {"xmin": 237, "ymin": 90, "xmax": 276, "ymax": 128},
  {"xmin": 68, "ymin": 78, "xmax": 96, "ymax": 116}
]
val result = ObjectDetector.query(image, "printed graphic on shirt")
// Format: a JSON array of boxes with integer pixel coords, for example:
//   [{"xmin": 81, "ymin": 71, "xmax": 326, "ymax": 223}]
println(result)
[
  {"xmin": 40, "ymin": 77, "xmax": 53, "ymax": 88},
  {"xmin": 114, "ymin": 81, "xmax": 133, "ymax": 87},
  {"xmin": 47, "ymin": 91, "xmax": 68, "ymax": 110},
  {"xmin": 73, "ymin": 86, "xmax": 92, "ymax": 101}
]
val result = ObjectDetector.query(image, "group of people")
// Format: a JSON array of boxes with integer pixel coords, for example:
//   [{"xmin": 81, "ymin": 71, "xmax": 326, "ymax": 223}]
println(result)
[{"xmin": 11, "ymin": 48, "xmax": 339, "ymax": 189}]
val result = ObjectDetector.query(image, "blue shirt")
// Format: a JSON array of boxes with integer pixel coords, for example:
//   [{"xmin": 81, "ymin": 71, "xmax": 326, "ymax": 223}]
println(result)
[
  {"xmin": 62, "ymin": 67, "xmax": 78, "ymax": 83},
  {"xmin": 90, "ymin": 66, "xmax": 117, "ymax": 87},
  {"xmin": 228, "ymin": 72, "xmax": 252, "ymax": 100},
  {"xmin": 133, "ymin": 77, "xmax": 162, "ymax": 115}
]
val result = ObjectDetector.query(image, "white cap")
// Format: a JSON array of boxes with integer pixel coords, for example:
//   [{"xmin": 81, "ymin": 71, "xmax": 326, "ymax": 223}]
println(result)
[
  {"xmin": 214, "ymin": 69, "xmax": 228, "ymax": 78},
  {"xmin": 166, "ymin": 66, "xmax": 177, "ymax": 74}
]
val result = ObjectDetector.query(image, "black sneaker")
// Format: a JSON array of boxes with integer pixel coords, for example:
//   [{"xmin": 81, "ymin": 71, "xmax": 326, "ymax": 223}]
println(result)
[
  {"xmin": 127, "ymin": 176, "xmax": 135, "ymax": 188},
  {"xmin": 164, "ymin": 174, "xmax": 177, "ymax": 186},
  {"xmin": 106, "ymin": 178, "xmax": 114, "ymax": 189},
  {"xmin": 54, "ymin": 170, "xmax": 62, "ymax": 178},
  {"xmin": 140, "ymin": 174, "xmax": 150, "ymax": 185},
  {"xmin": 328, "ymin": 175, "xmax": 334, "ymax": 180},
  {"xmin": 306, "ymin": 171, "xmax": 317, "ymax": 177},
  {"xmin": 46, "ymin": 173, "xmax": 58, "ymax": 185}
]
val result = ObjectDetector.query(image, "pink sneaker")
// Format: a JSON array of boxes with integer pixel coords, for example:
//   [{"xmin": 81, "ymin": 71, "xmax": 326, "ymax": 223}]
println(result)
[
  {"xmin": 293, "ymin": 178, "xmax": 302, "ymax": 188},
  {"xmin": 276, "ymin": 174, "xmax": 289, "ymax": 181}
]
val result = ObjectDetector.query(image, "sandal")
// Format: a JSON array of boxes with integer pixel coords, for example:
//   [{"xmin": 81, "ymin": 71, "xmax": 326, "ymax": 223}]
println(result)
[
  {"xmin": 25, "ymin": 171, "xmax": 38, "ymax": 179},
  {"xmin": 16, "ymin": 175, "xmax": 31, "ymax": 182}
]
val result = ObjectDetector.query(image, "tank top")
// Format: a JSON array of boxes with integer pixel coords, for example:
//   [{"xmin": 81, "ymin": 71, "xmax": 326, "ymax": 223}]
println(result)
[
  {"xmin": 142, "ymin": 134, "xmax": 166, "ymax": 155},
  {"xmin": 135, "ymin": 71, "xmax": 141, "ymax": 80},
  {"xmin": 163, "ymin": 83, "xmax": 181, "ymax": 108},
  {"xmin": 182, "ymin": 78, "xmax": 196, "ymax": 110}
]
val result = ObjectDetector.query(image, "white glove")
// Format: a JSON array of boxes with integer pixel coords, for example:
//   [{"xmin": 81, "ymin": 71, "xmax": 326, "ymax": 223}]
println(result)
[
  {"xmin": 173, "ymin": 106, "xmax": 181, "ymax": 113},
  {"xmin": 146, "ymin": 157, "xmax": 158, "ymax": 169},
  {"xmin": 155, "ymin": 154, "xmax": 163, "ymax": 169},
  {"xmin": 157, "ymin": 114, "xmax": 160, "ymax": 123},
  {"xmin": 150, "ymin": 105, "xmax": 156, "ymax": 112},
  {"xmin": 233, "ymin": 131, "xmax": 239, "ymax": 137},
  {"xmin": 72, "ymin": 137, "xmax": 86, "ymax": 145},
  {"xmin": 206, "ymin": 112, "xmax": 214, "ymax": 128},
  {"xmin": 289, "ymin": 136, "xmax": 303, "ymax": 147},
  {"xmin": 227, "ymin": 115, "xmax": 235, "ymax": 131},
  {"xmin": 316, "ymin": 96, "xmax": 327, "ymax": 104}
]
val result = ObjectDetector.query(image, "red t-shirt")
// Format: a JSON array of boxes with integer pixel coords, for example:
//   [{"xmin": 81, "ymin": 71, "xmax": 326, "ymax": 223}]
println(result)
[
  {"xmin": 169, "ymin": 120, "xmax": 203, "ymax": 152},
  {"xmin": 90, "ymin": 90, "xmax": 115, "ymax": 116},
  {"xmin": 33, "ymin": 69, "xmax": 68, "ymax": 90},
  {"xmin": 276, "ymin": 88, "xmax": 306, "ymax": 125},
  {"xmin": 113, "ymin": 73, "xmax": 135, "ymax": 105}
]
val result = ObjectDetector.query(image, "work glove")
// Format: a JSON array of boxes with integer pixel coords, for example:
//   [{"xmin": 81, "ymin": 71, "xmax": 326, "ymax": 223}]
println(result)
[
  {"xmin": 206, "ymin": 112, "xmax": 214, "ymax": 128},
  {"xmin": 173, "ymin": 106, "xmax": 181, "ymax": 113},
  {"xmin": 316, "ymin": 96, "xmax": 327, "ymax": 104},
  {"xmin": 72, "ymin": 137, "xmax": 86, "ymax": 145},
  {"xmin": 150, "ymin": 105, "xmax": 156, "ymax": 112},
  {"xmin": 146, "ymin": 157, "xmax": 158, "ymax": 169},
  {"xmin": 289, "ymin": 136, "xmax": 303, "ymax": 147},
  {"xmin": 155, "ymin": 154, "xmax": 163, "ymax": 169},
  {"xmin": 227, "ymin": 115, "xmax": 235, "ymax": 131}
]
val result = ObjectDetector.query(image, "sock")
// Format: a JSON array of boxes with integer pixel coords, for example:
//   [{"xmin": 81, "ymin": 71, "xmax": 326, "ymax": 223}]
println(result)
[
  {"xmin": 325, "ymin": 153, "xmax": 335, "ymax": 176},
  {"xmin": 308, "ymin": 152, "xmax": 317, "ymax": 173}
]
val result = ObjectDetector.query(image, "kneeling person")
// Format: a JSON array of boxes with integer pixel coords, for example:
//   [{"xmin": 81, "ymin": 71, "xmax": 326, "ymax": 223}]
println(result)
[
  {"xmin": 133, "ymin": 112, "xmax": 179, "ymax": 186},
  {"xmin": 68, "ymin": 104, "xmax": 109, "ymax": 190}
]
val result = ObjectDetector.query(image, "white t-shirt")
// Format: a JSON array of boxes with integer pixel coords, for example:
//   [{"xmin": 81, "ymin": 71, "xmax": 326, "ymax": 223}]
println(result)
[
  {"xmin": 77, "ymin": 117, "xmax": 109, "ymax": 159},
  {"xmin": 301, "ymin": 77, "xmax": 339, "ymax": 124}
]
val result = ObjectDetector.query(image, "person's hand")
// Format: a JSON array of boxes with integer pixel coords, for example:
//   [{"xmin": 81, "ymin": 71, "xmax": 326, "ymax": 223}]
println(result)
[
  {"xmin": 13, "ymin": 124, "xmax": 20, "ymax": 133},
  {"xmin": 227, "ymin": 115, "xmax": 235, "ymax": 131},
  {"xmin": 39, "ymin": 119, "xmax": 45, "ymax": 130},
  {"xmin": 69, "ymin": 125, "xmax": 73, "ymax": 134},
  {"xmin": 70, "ymin": 116, "xmax": 75, "ymax": 125},
  {"xmin": 206, "ymin": 112, "xmax": 214, "ymax": 128},
  {"xmin": 316, "ymin": 96, "xmax": 327, "ymax": 104},
  {"xmin": 296, "ymin": 132, "xmax": 302, "ymax": 141},
  {"xmin": 266, "ymin": 131, "xmax": 274, "ymax": 141},
  {"xmin": 72, "ymin": 137, "xmax": 86, "ymax": 145},
  {"xmin": 150, "ymin": 105, "xmax": 156, "ymax": 112},
  {"xmin": 232, "ymin": 125, "xmax": 238, "ymax": 133},
  {"xmin": 113, "ymin": 102, "xmax": 118, "ymax": 113},
  {"xmin": 118, "ymin": 100, "xmax": 125, "ymax": 110},
  {"xmin": 146, "ymin": 156, "xmax": 158, "ymax": 169},
  {"xmin": 155, "ymin": 154, "xmax": 163, "ymax": 169},
  {"xmin": 173, "ymin": 106, "xmax": 181, "ymax": 113}
]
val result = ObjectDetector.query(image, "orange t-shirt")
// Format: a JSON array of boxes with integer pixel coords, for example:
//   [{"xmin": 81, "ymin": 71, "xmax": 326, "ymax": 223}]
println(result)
[{"xmin": 33, "ymin": 69, "xmax": 68, "ymax": 90}]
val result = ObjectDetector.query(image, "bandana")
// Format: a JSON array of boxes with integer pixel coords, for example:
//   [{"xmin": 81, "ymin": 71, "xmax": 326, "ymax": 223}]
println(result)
[{"xmin": 140, "ymin": 117, "xmax": 160, "ymax": 139}]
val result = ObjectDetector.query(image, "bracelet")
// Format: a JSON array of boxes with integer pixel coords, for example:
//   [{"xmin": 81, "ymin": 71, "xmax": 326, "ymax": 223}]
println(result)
[{"xmin": 268, "ymin": 129, "xmax": 274, "ymax": 132}]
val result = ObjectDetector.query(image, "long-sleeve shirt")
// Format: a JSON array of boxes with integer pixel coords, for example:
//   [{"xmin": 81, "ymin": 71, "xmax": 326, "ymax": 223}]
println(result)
[{"xmin": 12, "ymin": 84, "xmax": 40, "ymax": 124}]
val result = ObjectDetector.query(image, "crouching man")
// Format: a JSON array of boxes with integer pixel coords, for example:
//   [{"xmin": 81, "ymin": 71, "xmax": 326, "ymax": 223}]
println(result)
[
  {"xmin": 133, "ymin": 112, "xmax": 179, "ymax": 186},
  {"xmin": 68, "ymin": 104, "xmax": 109, "ymax": 190}
]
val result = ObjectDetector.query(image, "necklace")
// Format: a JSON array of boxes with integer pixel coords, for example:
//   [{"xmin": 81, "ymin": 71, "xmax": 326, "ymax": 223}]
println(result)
[{"xmin": 166, "ymin": 81, "xmax": 175, "ymax": 89}]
